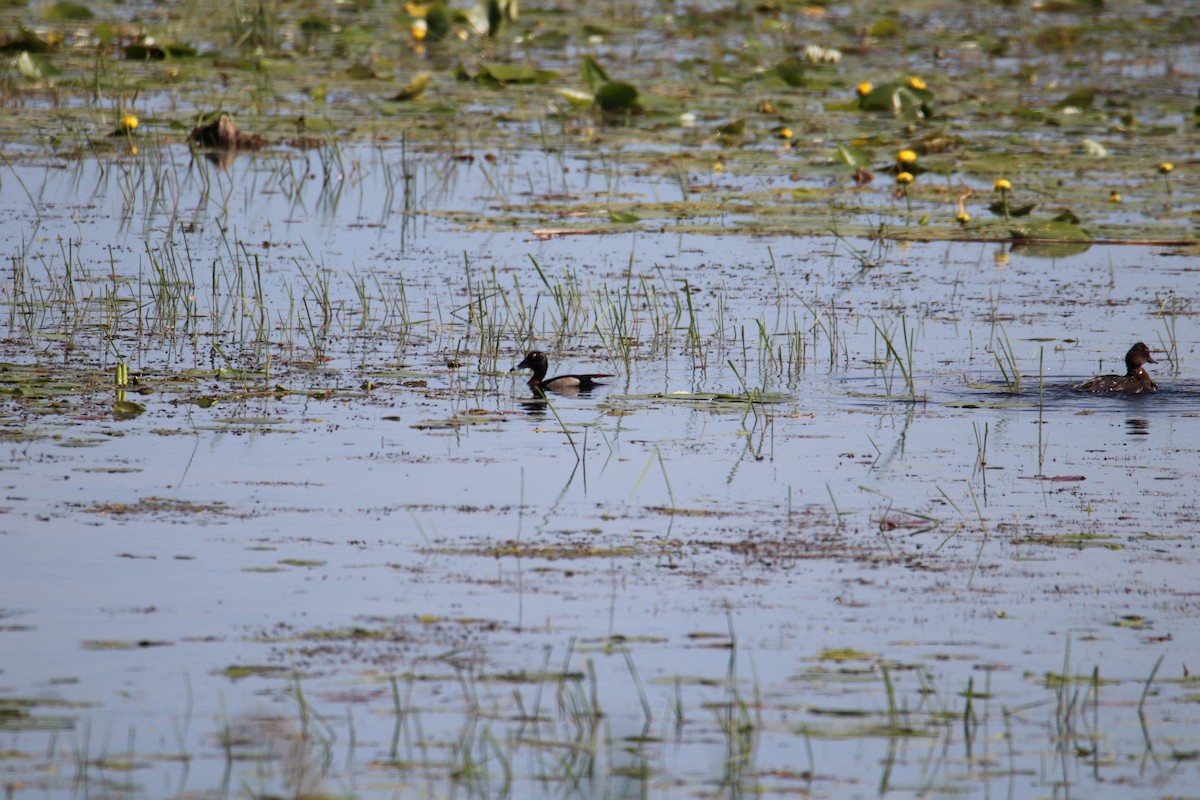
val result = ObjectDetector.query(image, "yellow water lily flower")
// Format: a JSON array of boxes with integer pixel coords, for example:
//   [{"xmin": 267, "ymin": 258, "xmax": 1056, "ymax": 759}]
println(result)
[
  {"xmin": 908, "ymin": 76, "xmax": 926, "ymax": 91},
  {"xmin": 1108, "ymin": 190, "xmax": 1122, "ymax": 203},
  {"xmin": 410, "ymin": 19, "xmax": 428, "ymax": 40},
  {"xmin": 778, "ymin": 127, "xmax": 793, "ymax": 140},
  {"xmin": 994, "ymin": 178, "xmax": 1012, "ymax": 192},
  {"xmin": 896, "ymin": 171, "xmax": 914, "ymax": 185},
  {"xmin": 119, "ymin": 114, "xmax": 139, "ymax": 131},
  {"xmin": 956, "ymin": 211, "xmax": 970, "ymax": 224},
  {"xmin": 856, "ymin": 81, "xmax": 873, "ymax": 97},
  {"xmin": 1158, "ymin": 162, "xmax": 1174, "ymax": 194},
  {"xmin": 896, "ymin": 149, "xmax": 917, "ymax": 166}
]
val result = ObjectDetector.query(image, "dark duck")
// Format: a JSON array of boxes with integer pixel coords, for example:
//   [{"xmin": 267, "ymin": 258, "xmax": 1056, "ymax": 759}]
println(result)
[
  {"xmin": 513, "ymin": 351, "xmax": 614, "ymax": 393},
  {"xmin": 1075, "ymin": 342, "xmax": 1158, "ymax": 394}
]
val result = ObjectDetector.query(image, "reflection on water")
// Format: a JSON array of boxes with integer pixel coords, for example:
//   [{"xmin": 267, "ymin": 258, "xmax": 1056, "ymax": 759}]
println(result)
[{"xmin": 1126, "ymin": 417, "xmax": 1151, "ymax": 435}]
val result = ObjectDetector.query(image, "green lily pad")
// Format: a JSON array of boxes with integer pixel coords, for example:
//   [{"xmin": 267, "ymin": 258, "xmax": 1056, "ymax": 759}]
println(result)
[
  {"xmin": 594, "ymin": 81, "xmax": 639, "ymax": 111},
  {"xmin": 113, "ymin": 399, "xmax": 146, "ymax": 420},
  {"xmin": 555, "ymin": 87, "xmax": 595, "ymax": 108},
  {"xmin": 835, "ymin": 143, "xmax": 872, "ymax": 168},
  {"xmin": 424, "ymin": 2, "xmax": 452, "ymax": 41},
  {"xmin": 715, "ymin": 118, "xmax": 746, "ymax": 137},
  {"xmin": 82, "ymin": 639, "xmax": 172, "ymax": 650},
  {"xmin": 1009, "ymin": 220, "xmax": 1093, "ymax": 241},
  {"xmin": 217, "ymin": 664, "xmax": 292, "ymax": 681},
  {"xmin": 581, "ymin": 54, "xmax": 609, "ymax": 86},
  {"xmin": 388, "ymin": 71, "xmax": 431, "ymax": 101},
  {"xmin": 816, "ymin": 647, "xmax": 876, "ymax": 662},
  {"xmin": 989, "ymin": 201, "xmax": 1037, "ymax": 217},
  {"xmin": 859, "ymin": 83, "xmax": 933, "ymax": 119},
  {"xmin": 759, "ymin": 58, "xmax": 807, "ymax": 88},
  {"xmin": 16, "ymin": 51, "xmax": 60, "ymax": 84},
  {"xmin": 1052, "ymin": 87, "xmax": 1095, "ymax": 112},
  {"xmin": 474, "ymin": 62, "xmax": 559, "ymax": 85},
  {"xmin": 44, "ymin": 1, "xmax": 93, "ymax": 21}
]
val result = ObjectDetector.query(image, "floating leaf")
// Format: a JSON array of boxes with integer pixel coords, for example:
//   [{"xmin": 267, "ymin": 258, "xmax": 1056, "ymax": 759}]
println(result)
[
  {"xmin": 218, "ymin": 664, "xmax": 291, "ymax": 681},
  {"xmin": 716, "ymin": 118, "xmax": 745, "ymax": 136},
  {"xmin": 124, "ymin": 44, "xmax": 165, "ymax": 60},
  {"xmin": 424, "ymin": 2, "xmax": 452, "ymax": 41},
  {"xmin": 298, "ymin": 15, "xmax": 331, "ymax": 37},
  {"xmin": 817, "ymin": 647, "xmax": 876, "ymax": 662},
  {"xmin": 554, "ymin": 87, "xmax": 595, "ymax": 108},
  {"xmin": 83, "ymin": 639, "xmax": 171, "ymax": 650},
  {"xmin": 388, "ymin": 71, "xmax": 431, "ymax": 101},
  {"xmin": 581, "ymin": 54, "xmax": 608, "ymax": 87},
  {"xmin": 44, "ymin": 1, "xmax": 93, "ymax": 21},
  {"xmin": 475, "ymin": 62, "xmax": 558, "ymax": 85},
  {"xmin": 16, "ymin": 51, "xmax": 60, "ymax": 84},
  {"xmin": 1008, "ymin": 216, "xmax": 1093, "ymax": 256},
  {"xmin": 465, "ymin": 0, "xmax": 517, "ymax": 36},
  {"xmin": 1053, "ymin": 87, "xmax": 1095, "ymax": 112},
  {"xmin": 1009, "ymin": 220, "xmax": 1093, "ymax": 241},
  {"xmin": 759, "ymin": 58, "xmax": 806, "ymax": 88},
  {"xmin": 345, "ymin": 63, "xmax": 378, "ymax": 80},
  {"xmin": 868, "ymin": 18, "xmax": 900, "ymax": 37},
  {"xmin": 113, "ymin": 399, "xmax": 146, "ymax": 420},
  {"xmin": 835, "ymin": 143, "xmax": 872, "ymax": 168},
  {"xmin": 608, "ymin": 210, "xmax": 639, "ymax": 223},
  {"xmin": 988, "ymin": 201, "xmax": 1036, "ymax": 217},
  {"xmin": 594, "ymin": 81, "xmax": 639, "ymax": 111},
  {"xmin": 859, "ymin": 83, "xmax": 933, "ymax": 119},
  {"xmin": 0, "ymin": 29, "xmax": 53, "ymax": 54}
]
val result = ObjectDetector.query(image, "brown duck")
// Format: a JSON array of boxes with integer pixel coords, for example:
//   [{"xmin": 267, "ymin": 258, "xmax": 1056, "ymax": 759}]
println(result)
[{"xmin": 1075, "ymin": 342, "xmax": 1158, "ymax": 394}]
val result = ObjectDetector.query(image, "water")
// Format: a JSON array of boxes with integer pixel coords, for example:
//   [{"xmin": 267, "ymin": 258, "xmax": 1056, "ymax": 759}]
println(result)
[{"xmin": 2, "ymin": 143, "xmax": 1198, "ymax": 798}]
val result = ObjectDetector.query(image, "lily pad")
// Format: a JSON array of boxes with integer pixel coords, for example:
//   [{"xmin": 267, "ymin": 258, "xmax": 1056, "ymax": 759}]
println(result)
[
  {"xmin": 44, "ymin": 1, "xmax": 93, "ymax": 21},
  {"xmin": 388, "ymin": 71, "xmax": 431, "ymax": 101},
  {"xmin": 1052, "ymin": 87, "xmax": 1095, "ymax": 112},
  {"xmin": 1009, "ymin": 220, "xmax": 1093, "ymax": 241},
  {"xmin": 581, "ymin": 54, "xmax": 609, "ymax": 86},
  {"xmin": 594, "ymin": 81, "xmax": 639, "ymax": 112},
  {"xmin": 859, "ymin": 83, "xmax": 933, "ymax": 119},
  {"xmin": 16, "ymin": 51, "xmax": 60, "ymax": 84},
  {"xmin": 835, "ymin": 143, "xmax": 872, "ymax": 168},
  {"xmin": 759, "ymin": 58, "xmax": 807, "ymax": 88},
  {"xmin": 472, "ymin": 62, "xmax": 558, "ymax": 85},
  {"xmin": 113, "ymin": 399, "xmax": 146, "ymax": 420},
  {"xmin": 555, "ymin": 87, "xmax": 595, "ymax": 108}
]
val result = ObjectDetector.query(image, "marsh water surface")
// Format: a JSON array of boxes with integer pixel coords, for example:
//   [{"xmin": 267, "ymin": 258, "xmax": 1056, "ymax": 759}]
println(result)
[{"xmin": 3, "ymin": 1, "xmax": 1200, "ymax": 797}]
